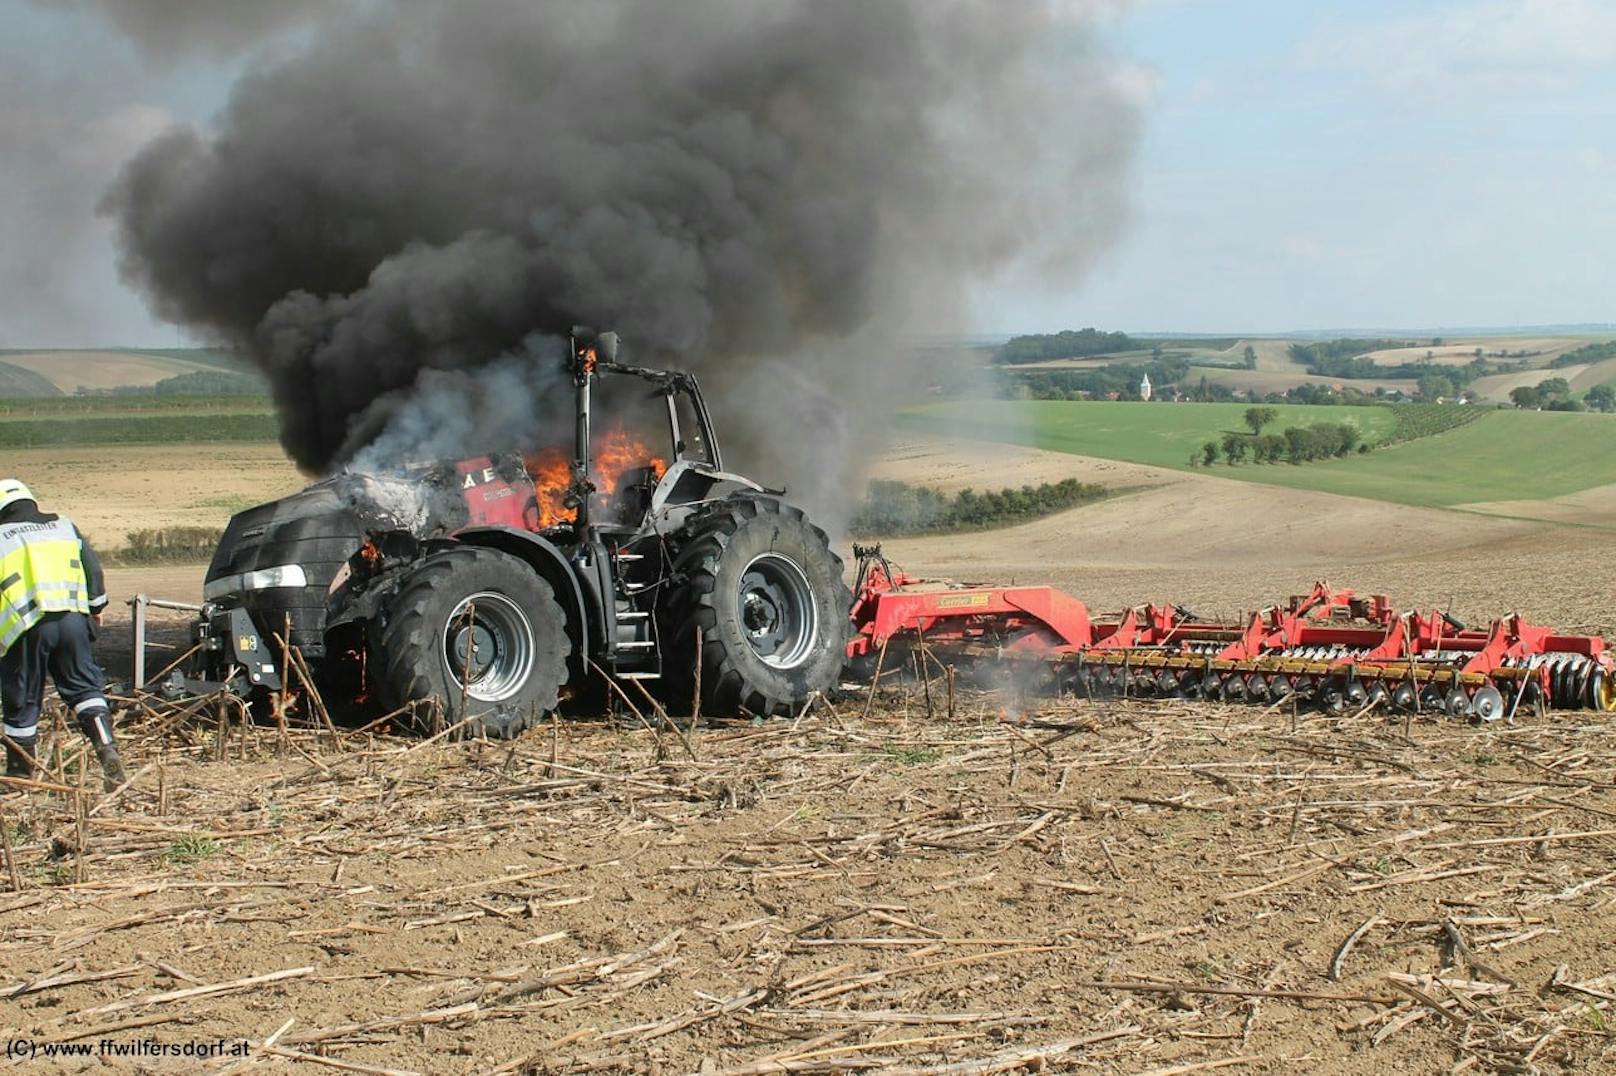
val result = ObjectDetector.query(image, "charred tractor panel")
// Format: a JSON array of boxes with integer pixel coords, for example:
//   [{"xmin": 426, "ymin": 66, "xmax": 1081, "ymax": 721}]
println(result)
[{"xmin": 182, "ymin": 330, "xmax": 851, "ymax": 738}]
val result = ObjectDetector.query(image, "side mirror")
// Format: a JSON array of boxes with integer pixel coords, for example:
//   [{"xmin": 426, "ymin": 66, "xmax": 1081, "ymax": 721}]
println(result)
[{"xmin": 597, "ymin": 332, "xmax": 620, "ymax": 363}]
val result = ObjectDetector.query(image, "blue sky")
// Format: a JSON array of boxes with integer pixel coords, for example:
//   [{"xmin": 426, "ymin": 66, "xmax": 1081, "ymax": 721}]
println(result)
[
  {"xmin": 980, "ymin": 0, "xmax": 1616, "ymax": 334},
  {"xmin": 4, "ymin": 0, "xmax": 1613, "ymax": 345}
]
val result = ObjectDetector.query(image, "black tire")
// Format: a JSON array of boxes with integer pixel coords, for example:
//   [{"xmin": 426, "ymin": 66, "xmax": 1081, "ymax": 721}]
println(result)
[
  {"xmin": 374, "ymin": 546, "xmax": 569, "ymax": 739},
  {"xmin": 661, "ymin": 496, "xmax": 851, "ymax": 717}
]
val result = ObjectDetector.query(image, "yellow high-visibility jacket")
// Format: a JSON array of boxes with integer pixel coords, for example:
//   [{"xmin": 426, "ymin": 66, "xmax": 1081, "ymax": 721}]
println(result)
[{"xmin": 0, "ymin": 516, "xmax": 105, "ymax": 655}]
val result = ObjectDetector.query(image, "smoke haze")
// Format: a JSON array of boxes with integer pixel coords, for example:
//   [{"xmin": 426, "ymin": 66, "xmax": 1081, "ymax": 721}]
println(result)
[
  {"xmin": 104, "ymin": 0, "xmax": 1140, "ymax": 509},
  {"xmin": 30, "ymin": 0, "xmax": 333, "ymax": 59}
]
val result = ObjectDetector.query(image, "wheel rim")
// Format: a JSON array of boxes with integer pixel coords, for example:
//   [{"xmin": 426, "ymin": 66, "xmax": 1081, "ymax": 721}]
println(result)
[
  {"xmin": 1594, "ymin": 668, "xmax": 1616, "ymax": 712},
  {"xmin": 443, "ymin": 591, "xmax": 536, "ymax": 702},
  {"xmin": 737, "ymin": 553, "xmax": 819, "ymax": 669}
]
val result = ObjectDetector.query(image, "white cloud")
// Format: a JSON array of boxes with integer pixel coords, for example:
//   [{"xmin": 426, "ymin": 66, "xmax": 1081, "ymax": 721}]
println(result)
[{"xmin": 1305, "ymin": 0, "xmax": 1616, "ymax": 97}]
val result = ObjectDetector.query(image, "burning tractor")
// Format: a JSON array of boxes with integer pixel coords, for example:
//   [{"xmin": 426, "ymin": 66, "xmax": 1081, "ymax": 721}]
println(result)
[{"xmin": 178, "ymin": 330, "xmax": 852, "ymax": 737}]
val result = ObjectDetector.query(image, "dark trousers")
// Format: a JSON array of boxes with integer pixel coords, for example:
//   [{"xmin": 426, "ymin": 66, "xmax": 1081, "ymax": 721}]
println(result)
[{"xmin": 1, "ymin": 612, "xmax": 108, "ymax": 741}]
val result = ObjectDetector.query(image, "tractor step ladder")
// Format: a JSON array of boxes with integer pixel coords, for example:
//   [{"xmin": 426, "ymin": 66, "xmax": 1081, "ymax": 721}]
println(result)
[{"xmin": 609, "ymin": 545, "xmax": 662, "ymax": 678}]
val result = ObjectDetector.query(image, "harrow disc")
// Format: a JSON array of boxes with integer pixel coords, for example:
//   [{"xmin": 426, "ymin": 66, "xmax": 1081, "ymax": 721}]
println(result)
[
  {"xmin": 1392, "ymin": 683, "xmax": 1417, "ymax": 711},
  {"xmin": 1574, "ymin": 661, "xmax": 1594, "ymax": 709},
  {"xmin": 1472, "ymin": 685, "xmax": 1505, "ymax": 722},
  {"xmin": 1551, "ymin": 660, "xmax": 1571, "ymax": 708},
  {"xmin": 1445, "ymin": 687, "xmax": 1473, "ymax": 718},
  {"xmin": 1319, "ymin": 685, "xmax": 1347, "ymax": 715}
]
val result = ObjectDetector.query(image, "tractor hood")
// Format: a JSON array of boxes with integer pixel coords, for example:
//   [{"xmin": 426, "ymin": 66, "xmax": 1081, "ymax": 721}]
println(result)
[{"xmin": 205, "ymin": 479, "xmax": 368, "ymax": 593}]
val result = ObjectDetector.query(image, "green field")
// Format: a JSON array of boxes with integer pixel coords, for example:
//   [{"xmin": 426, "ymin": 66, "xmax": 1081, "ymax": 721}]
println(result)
[
  {"xmin": 899, "ymin": 400, "xmax": 1616, "ymax": 507},
  {"xmin": 0, "ymin": 394, "xmax": 269, "ymax": 418},
  {"xmin": 0, "ymin": 411, "xmax": 279, "ymax": 449},
  {"xmin": 901, "ymin": 400, "xmax": 1397, "ymax": 467}
]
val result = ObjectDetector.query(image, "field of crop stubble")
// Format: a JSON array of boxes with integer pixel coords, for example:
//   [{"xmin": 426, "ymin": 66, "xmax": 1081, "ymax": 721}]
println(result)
[{"xmin": 4, "ymin": 433, "xmax": 1616, "ymax": 1073}]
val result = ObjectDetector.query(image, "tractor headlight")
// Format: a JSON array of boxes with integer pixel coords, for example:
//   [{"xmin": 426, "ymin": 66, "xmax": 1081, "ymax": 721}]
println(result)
[{"xmin": 202, "ymin": 564, "xmax": 310, "ymax": 601}]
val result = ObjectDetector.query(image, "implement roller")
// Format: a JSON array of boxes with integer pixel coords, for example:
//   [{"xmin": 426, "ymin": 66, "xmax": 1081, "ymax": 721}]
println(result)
[{"xmin": 846, "ymin": 546, "xmax": 1616, "ymax": 719}]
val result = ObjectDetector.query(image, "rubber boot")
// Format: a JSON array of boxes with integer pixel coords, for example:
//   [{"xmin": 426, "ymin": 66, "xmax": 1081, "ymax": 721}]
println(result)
[
  {"xmin": 4, "ymin": 735, "xmax": 36, "ymax": 785},
  {"xmin": 77, "ymin": 711, "xmax": 127, "ymax": 792}
]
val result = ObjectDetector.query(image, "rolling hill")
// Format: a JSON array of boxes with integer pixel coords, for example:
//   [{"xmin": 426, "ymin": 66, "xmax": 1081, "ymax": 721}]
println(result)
[{"xmin": 898, "ymin": 400, "xmax": 1616, "ymax": 510}]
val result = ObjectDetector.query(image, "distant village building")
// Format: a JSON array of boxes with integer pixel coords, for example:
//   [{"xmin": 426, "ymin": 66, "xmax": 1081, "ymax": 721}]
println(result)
[{"xmin": 1139, "ymin": 373, "xmax": 1152, "ymax": 401}]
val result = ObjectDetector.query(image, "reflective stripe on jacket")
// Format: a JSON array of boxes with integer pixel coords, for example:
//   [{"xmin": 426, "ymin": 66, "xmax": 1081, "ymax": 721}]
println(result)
[{"xmin": 0, "ymin": 518, "xmax": 91, "ymax": 655}]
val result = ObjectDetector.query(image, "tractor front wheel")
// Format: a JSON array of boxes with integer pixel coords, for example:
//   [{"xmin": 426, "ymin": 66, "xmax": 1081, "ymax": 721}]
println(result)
[
  {"xmin": 662, "ymin": 497, "xmax": 851, "ymax": 717},
  {"xmin": 374, "ymin": 546, "xmax": 569, "ymax": 739}
]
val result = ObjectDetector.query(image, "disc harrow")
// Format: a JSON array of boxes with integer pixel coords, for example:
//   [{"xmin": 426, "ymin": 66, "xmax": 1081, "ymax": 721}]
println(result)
[{"xmin": 847, "ymin": 546, "xmax": 1615, "ymax": 720}]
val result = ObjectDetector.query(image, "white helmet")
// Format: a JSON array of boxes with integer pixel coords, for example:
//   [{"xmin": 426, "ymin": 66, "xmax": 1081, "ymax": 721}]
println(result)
[{"xmin": 0, "ymin": 479, "xmax": 35, "ymax": 514}]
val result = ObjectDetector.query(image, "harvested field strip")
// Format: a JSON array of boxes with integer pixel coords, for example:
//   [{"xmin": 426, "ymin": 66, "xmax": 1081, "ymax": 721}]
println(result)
[
  {"xmin": 4, "ymin": 681, "xmax": 1616, "ymax": 1071},
  {"xmin": 0, "ymin": 412, "xmax": 278, "ymax": 449}
]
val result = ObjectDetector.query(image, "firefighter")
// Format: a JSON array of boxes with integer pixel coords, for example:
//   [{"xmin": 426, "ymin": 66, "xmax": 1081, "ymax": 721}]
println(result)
[{"xmin": 0, "ymin": 479, "xmax": 126, "ymax": 790}]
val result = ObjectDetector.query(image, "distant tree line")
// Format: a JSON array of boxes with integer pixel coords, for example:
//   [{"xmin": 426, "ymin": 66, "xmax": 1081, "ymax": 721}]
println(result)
[
  {"xmin": 1510, "ymin": 376, "xmax": 1616, "ymax": 413},
  {"xmin": 75, "ymin": 370, "xmax": 268, "ymax": 397},
  {"xmin": 1549, "ymin": 340, "xmax": 1616, "ymax": 369},
  {"xmin": 851, "ymin": 478, "xmax": 1108, "ymax": 536},
  {"xmin": 1290, "ymin": 341, "xmax": 1501, "ymax": 396},
  {"xmin": 998, "ymin": 357, "xmax": 1190, "ymax": 400},
  {"xmin": 1288, "ymin": 338, "xmax": 1416, "ymax": 372},
  {"xmin": 994, "ymin": 328, "xmax": 1142, "ymax": 365},
  {"xmin": 1195, "ymin": 421, "xmax": 1364, "ymax": 467}
]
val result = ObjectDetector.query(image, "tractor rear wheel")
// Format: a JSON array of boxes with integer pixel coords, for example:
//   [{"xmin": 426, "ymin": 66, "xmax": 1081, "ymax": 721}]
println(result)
[
  {"xmin": 374, "ymin": 546, "xmax": 569, "ymax": 739},
  {"xmin": 661, "ymin": 496, "xmax": 851, "ymax": 717}
]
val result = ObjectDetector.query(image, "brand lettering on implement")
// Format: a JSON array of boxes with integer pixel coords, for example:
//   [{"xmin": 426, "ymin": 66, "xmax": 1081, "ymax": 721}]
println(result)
[{"xmin": 935, "ymin": 593, "xmax": 992, "ymax": 609}]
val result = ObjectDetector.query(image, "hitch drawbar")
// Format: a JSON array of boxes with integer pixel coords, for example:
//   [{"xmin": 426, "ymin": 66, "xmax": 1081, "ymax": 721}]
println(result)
[{"xmin": 847, "ymin": 546, "xmax": 1615, "ymax": 718}]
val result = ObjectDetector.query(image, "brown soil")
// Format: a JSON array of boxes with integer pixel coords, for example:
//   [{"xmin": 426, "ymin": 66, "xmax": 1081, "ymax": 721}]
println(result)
[
  {"xmin": 1570, "ymin": 357, "xmax": 1616, "ymax": 392},
  {"xmin": 870, "ymin": 437, "xmax": 1175, "ymax": 494},
  {"xmin": 5, "ymin": 691, "xmax": 1615, "ymax": 1074},
  {"xmin": 1461, "ymin": 483, "xmax": 1616, "ymax": 531},
  {"xmin": 4, "ymin": 438, "xmax": 1616, "ymax": 1072},
  {"xmin": 13, "ymin": 443, "xmax": 305, "ymax": 549}
]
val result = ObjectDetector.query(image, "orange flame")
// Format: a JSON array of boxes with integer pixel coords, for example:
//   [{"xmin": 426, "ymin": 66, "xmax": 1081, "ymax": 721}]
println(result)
[
  {"xmin": 525, "ymin": 427, "xmax": 667, "ymax": 529},
  {"xmin": 593, "ymin": 427, "xmax": 668, "ymax": 502},
  {"xmin": 526, "ymin": 447, "xmax": 573, "ymax": 528}
]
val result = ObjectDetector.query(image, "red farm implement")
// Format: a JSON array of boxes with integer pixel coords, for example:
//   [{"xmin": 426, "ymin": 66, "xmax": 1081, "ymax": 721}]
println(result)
[{"xmin": 847, "ymin": 545, "xmax": 1616, "ymax": 720}]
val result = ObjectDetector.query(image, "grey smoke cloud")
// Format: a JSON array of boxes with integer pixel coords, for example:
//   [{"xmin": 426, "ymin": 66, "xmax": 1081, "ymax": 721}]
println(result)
[{"xmin": 105, "ymin": 0, "xmax": 1140, "ymax": 505}]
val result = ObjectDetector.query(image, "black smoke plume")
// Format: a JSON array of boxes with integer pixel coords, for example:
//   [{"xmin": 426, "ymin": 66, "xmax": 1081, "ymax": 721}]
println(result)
[{"xmin": 106, "ymin": 0, "xmax": 1139, "ymax": 500}]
